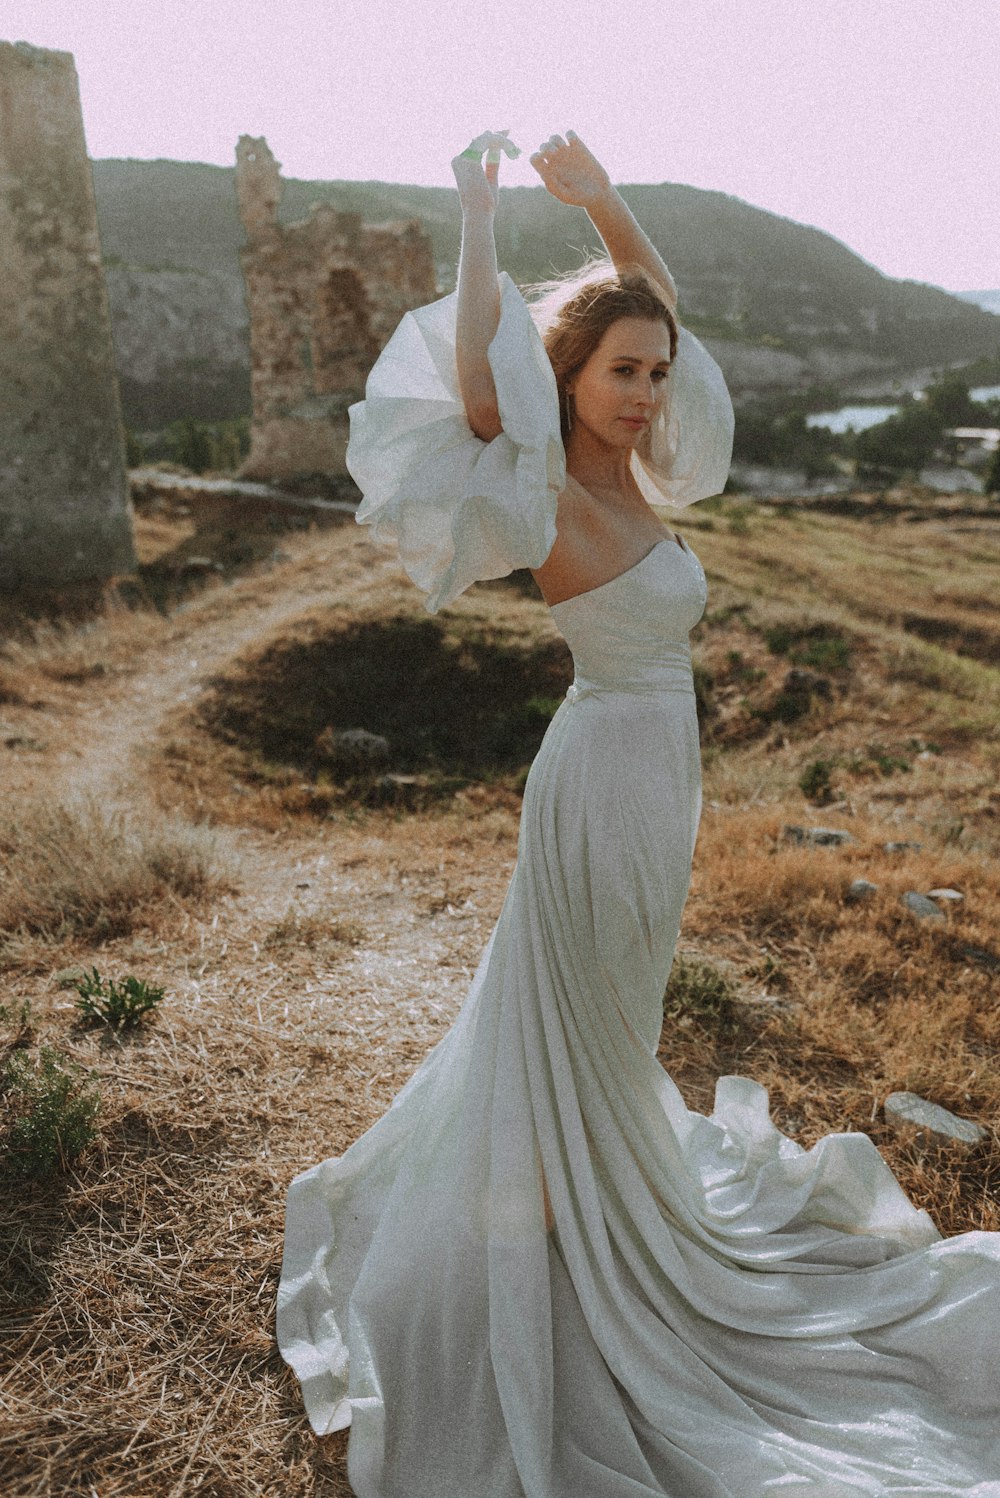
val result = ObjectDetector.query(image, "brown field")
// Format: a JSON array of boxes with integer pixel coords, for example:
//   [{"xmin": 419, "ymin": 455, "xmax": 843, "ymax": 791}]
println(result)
[{"xmin": 1, "ymin": 485, "xmax": 998, "ymax": 1496}]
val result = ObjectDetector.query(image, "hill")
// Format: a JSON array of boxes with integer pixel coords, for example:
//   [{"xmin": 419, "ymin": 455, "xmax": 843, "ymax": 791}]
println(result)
[{"xmin": 91, "ymin": 158, "xmax": 1000, "ymax": 425}]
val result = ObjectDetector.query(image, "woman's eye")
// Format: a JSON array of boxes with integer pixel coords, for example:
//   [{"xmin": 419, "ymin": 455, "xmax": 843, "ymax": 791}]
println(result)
[
  {"xmin": 652, "ymin": 369, "xmax": 669, "ymax": 382},
  {"xmin": 613, "ymin": 366, "xmax": 634, "ymax": 376}
]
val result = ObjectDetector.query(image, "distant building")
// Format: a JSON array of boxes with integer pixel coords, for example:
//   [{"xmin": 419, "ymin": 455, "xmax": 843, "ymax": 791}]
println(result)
[
  {"xmin": 235, "ymin": 136, "xmax": 437, "ymax": 485},
  {"xmin": 947, "ymin": 427, "xmax": 1000, "ymax": 456}
]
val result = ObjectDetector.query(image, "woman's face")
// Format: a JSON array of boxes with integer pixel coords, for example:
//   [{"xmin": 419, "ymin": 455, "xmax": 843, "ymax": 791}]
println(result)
[{"xmin": 566, "ymin": 317, "xmax": 672, "ymax": 450}]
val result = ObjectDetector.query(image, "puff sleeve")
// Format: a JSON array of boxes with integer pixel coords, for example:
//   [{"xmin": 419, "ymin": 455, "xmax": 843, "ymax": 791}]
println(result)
[
  {"xmin": 629, "ymin": 326, "xmax": 736, "ymax": 511},
  {"xmin": 348, "ymin": 273, "xmax": 564, "ymax": 614}
]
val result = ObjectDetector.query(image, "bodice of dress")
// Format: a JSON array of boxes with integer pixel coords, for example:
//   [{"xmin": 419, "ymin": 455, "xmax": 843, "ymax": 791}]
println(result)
[{"xmin": 550, "ymin": 535, "xmax": 707, "ymax": 699}]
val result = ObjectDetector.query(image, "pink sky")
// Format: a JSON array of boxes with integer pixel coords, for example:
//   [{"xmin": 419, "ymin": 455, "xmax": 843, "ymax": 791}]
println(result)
[{"xmin": 6, "ymin": 0, "xmax": 999, "ymax": 291}]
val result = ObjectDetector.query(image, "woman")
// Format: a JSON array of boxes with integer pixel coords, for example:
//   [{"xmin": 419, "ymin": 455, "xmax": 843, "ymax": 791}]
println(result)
[{"xmin": 277, "ymin": 133, "xmax": 1000, "ymax": 1496}]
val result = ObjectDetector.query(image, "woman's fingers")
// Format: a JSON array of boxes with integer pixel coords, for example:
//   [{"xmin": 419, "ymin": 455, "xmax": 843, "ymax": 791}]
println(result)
[
  {"xmin": 453, "ymin": 130, "xmax": 522, "ymax": 213},
  {"xmin": 459, "ymin": 128, "xmax": 521, "ymax": 162}
]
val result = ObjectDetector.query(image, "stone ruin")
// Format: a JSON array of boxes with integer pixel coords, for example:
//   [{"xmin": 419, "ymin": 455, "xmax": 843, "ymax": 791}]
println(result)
[
  {"xmin": 0, "ymin": 41, "xmax": 134, "ymax": 591},
  {"xmin": 235, "ymin": 136, "xmax": 437, "ymax": 484}
]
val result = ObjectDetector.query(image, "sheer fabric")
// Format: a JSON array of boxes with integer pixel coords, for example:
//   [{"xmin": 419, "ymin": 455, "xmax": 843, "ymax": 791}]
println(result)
[
  {"xmin": 277, "ymin": 280, "xmax": 1000, "ymax": 1496},
  {"xmin": 345, "ymin": 273, "xmax": 734, "ymax": 613}
]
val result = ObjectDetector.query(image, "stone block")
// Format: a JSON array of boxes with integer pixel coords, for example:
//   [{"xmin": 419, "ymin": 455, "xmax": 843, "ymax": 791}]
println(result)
[
  {"xmin": 783, "ymin": 825, "xmax": 853, "ymax": 847},
  {"xmin": 901, "ymin": 891, "xmax": 946, "ymax": 923},
  {"xmin": 884, "ymin": 1091, "xmax": 987, "ymax": 1151},
  {"xmin": 0, "ymin": 42, "xmax": 134, "ymax": 588},
  {"xmin": 235, "ymin": 136, "xmax": 437, "ymax": 483}
]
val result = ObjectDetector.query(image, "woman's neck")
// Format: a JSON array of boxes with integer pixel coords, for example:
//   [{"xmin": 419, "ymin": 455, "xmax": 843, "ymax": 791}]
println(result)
[{"xmin": 565, "ymin": 429, "xmax": 638, "ymax": 504}]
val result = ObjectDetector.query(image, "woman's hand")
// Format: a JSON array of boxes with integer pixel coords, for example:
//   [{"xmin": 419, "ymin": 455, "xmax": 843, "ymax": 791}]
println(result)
[
  {"xmin": 452, "ymin": 129, "xmax": 519, "ymax": 218},
  {"xmin": 529, "ymin": 131, "xmax": 613, "ymax": 209}
]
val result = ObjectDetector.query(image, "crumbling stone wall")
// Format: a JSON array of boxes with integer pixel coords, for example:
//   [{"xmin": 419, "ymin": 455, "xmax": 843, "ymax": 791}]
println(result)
[
  {"xmin": 0, "ymin": 42, "xmax": 134, "ymax": 589},
  {"xmin": 236, "ymin": 136, "xmax": 437, "ymax": 482}
]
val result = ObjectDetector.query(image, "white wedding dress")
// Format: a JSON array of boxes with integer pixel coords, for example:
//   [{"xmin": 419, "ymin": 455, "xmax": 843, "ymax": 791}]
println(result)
[{"xmin": 276, "ymin": 277, "xmax": 1000, "ymax": 1496}]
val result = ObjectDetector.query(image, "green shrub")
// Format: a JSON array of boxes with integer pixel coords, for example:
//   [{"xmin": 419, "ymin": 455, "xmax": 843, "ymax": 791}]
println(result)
[
  {"xmin": 164, "ymin": 417, "xmax": 251, "ymax": 474},
  {"xmin": 2, "ymin": 1047, "xmax": 99, "ymax": 1178},
  {"xmin": 854, "ymin": 400, "xmax": 943, "ymax": 478},
  {"xmin": 764, "ymin": 621, "xmax": 851, "ymax": 672},
  {"xmin": 799, "ymin": 757, "xmax": 837, "ymax": 803},
  {"xmin": 726, "ymin": 650, "xmax": 766, "ymax": 684},
  {"xmin": 73, "ymin": 968, "xmax": 166, "ymax": 1032},
  {"xmin": 864, "ymin": 744, "xmax": 912, "ymax": 777},
  {"xmin": 664, "ymin": 957, "xmax": 739, "ymax": 1029},
  {"xmin": 760, "ymin": 679, "xmax": 830, "ymax": 724}
]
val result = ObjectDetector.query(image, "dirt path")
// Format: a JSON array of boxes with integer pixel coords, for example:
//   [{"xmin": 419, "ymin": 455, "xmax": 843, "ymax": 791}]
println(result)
[
  {"xmin": 2, "ymin": 520, "xmax": 519, "ymax": 1099},
  {"xmin": 7, "ymin": 527, "xmax": 397, "ymax": 809}
]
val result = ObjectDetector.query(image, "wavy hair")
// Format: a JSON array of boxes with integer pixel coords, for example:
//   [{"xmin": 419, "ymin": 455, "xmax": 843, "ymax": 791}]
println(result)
[{"xmin": 526, "ymin": 258, "xmax": 679, "ymax": 440}]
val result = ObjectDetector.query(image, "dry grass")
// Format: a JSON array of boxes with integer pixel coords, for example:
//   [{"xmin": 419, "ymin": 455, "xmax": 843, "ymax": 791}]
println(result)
[
  {"xmin": 0, "ymin": 798, "xmax": 235, "ymax": 964},
  {"xmin": 1, "ymin": 488, "xmax": 999, "ymax": 1494}
]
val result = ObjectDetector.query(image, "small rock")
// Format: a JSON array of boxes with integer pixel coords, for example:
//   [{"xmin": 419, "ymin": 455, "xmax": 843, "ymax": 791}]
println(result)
[
  {"xmin": 884, "ymin": 1091, "xmax": 987, "ymax": 1151},
  {"xmin": 784, "ymin": 824, "xmax": 853, "ymax": 847},
  {"xmin": 179, "ymin": 555, "xmax": 224, "ymax": 574},
  {"xmin": 846, "ymin": 878, "xmax": 879, "ymax": 903},
  {"xmin": 367, "ymin": 772, "xmax": 427, "ymax": 809},
  {"xmin": 315, "ymin": 726, "xmax": 390, "ymax": 768},
  {"xmin": 884, "ymin": 840, "xmax": 922, "ymax": 854},
  {"xmin": 926, "ymin": 887, "xmax": 963, "ymax": 903},
  {"xmin": 959, "ymin": 944, "xmax": 1000, "ymax": 973},
  {"xmin": 901, "ymin": 891, "xmax": 946, "ymax": 923},
  {"xmin": 51, "ymin": 967, "xmax": 88, "ymax": 990}
]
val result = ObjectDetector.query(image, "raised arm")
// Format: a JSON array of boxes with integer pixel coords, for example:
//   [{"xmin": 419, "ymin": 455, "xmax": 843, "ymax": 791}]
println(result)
[
  {"xmin": 452, "ymin": 131, "xmax": 518, "ymax": 442},
  {"xmin": 529, "ymin": 132, "xmax": 678, "ymax": 312}
]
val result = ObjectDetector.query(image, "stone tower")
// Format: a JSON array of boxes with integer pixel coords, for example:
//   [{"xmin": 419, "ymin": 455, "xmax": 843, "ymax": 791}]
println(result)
[
  {"xmin": 0, "ymin": 41, "xmax": 134, "ymax": 590},
  {"xmin": 235, "ymin": 135, "xmax": 437, "ymax": 483}
]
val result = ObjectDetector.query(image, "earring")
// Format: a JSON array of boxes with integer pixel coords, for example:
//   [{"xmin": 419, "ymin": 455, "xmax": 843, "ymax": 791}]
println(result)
[{"xmin": 561, "ymin": 390, "xmax": 574, "ymax": 434}]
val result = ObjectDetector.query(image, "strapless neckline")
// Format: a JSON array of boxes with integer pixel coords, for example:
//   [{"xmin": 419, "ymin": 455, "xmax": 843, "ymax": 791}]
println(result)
[{"xmin": 549, "ymin": 535, "xmax": 692, "ymax": 614}]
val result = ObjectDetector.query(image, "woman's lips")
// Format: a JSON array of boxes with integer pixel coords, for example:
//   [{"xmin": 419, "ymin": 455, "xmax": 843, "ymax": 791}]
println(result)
[{"xmin": 620, "ymin": 418, "xmax": 647, "ymax": 430}]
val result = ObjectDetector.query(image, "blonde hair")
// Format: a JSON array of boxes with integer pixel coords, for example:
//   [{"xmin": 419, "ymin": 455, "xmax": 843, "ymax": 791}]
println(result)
[{"xmin": 526, "ymin": 258, "xmax": 679, "ymax": 439}]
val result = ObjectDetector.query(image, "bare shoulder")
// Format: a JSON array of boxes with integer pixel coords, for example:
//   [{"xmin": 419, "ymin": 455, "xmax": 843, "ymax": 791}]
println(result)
[{"xmin": 532, "ymin": 475, "xmax": 674, "ymax": 606}]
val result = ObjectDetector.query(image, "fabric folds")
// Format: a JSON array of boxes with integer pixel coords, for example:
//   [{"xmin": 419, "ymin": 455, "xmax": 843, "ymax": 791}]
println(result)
[
  {"xmin": 348, "ymin": 274, "xmax": 734, "ymax": 613},
  {"xmin": 277, "ymin": 533, "xmax": 1000, "ymax": 1495},
  {"xmin": 347, "ymin": 273, "xmax": 564, "ymax": 614},
  {"xmin": 629, "ymin": 325, "xmax": 736, "ymax": 510}
]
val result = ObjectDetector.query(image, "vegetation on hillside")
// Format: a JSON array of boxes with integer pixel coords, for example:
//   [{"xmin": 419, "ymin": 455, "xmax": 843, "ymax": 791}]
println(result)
[
  {"xmin": 733, "ymin": 371, "xmax": 1000, "ymax": 482},
  {"xmin": 92, "ymin": 158, "xmax": 1000, "ymax": 387}
]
